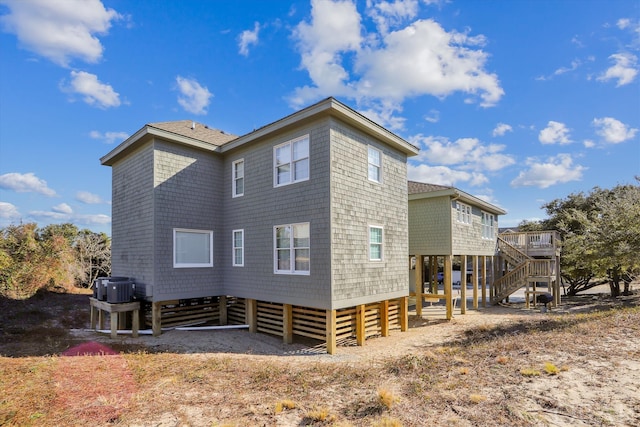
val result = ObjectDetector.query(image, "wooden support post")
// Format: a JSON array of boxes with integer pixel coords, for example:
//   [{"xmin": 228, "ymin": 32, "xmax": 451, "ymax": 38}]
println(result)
[
  {"xmin": 283, "ymin": 304, "xmax": 293, "ymax": 344},
  {"xmin": 131, "ymin": 307, "xmax": 139, "ymax": 338},
  {"xmin": 460, "ymin": 255, "xmax": 467, "ymax": 314},
  {"xmin": 444, "ymin": 255, "xmax": 453, "ymax": 320},
  {"xmin": 489, "ymin": 256, "xmax": 495, "ymax": 301},
  {"xmin": 399, "ymin": 297, "xmax": 408, "ymax": 332},
  {"xmin": 429, "ymin": 256, "xmax": 436, "ymax": 293},
  {"xmin": 481, "ymin": 256, "xmax": 487, "ymax": 308},
  {"xmin": 356, "ymin": 304, "xmax": 365, "ymax": 346},
  {"xmin": 415, "ymin": 254, "xmax": 423, "ymax": 316},
  {"xmin": 247, "ymin": 299, "xmax": 257, "ymax": 333},
  {"xmin": 555, "ymin": 254, "xmax": 561, "ymax": 306},
  {"xmin": 326, "ymin": 309, "xmax": 337, "ymax": 355},
  {"xmin": 472, "ymin": 255, "xmax": 478, "ymax": 309},
  {"xmin": 380, "ymin": 300, "xmax": 389, "ymax": 337},
  {"xmin": 219, "ymin": 295, "xmax": 228, "ymax": 325},
  {"xmin": 152, "ymin": 301, "xmax": 162, "ymax": 336}
]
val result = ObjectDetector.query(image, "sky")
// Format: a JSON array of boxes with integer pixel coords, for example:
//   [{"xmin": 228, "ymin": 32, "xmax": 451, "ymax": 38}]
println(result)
[{"xmin": 0, "ymin": 0, "xmax": 638, "ymax": 236}]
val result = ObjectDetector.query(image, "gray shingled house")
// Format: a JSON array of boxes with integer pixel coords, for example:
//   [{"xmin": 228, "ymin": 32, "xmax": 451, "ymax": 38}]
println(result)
[
  {"xmin": 101, "ymin": 97, "xmax": 419, "ymax": 353},
  {"xmin": 407, "ymin": 181, "xmax": 507, "ymax": 319}
]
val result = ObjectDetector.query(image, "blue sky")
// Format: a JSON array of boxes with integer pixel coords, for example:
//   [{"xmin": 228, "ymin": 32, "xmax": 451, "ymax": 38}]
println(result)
[{"xmin": 1, "ymin": 0, "xmax": 638, "ymax": 236}]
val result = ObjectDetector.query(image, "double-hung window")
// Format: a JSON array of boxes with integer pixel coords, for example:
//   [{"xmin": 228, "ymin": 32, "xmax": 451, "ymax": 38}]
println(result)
[
  {"xmin": 173, "ymin": 228, "xmax": 213, "ymax": 268},
  {"xmin": 369, "ymin": 226, "xmax": 383, "ymax": 261},
  {"xmin": 274, "ymin": 223, "xmax": 310, "ymax": 274},
  {"xmin": 368, "ymin": 146, "xmax": 382, "ymax": 183},
  {"xmin": 456, "ymin": 202, "xmax": 472, "ymax": 225},
  {"xmin": 274, "ymin": 135, "xmax": 309, "ymax": 187},
  {"xmin": 232, "ymin": 159, "xmax": 244, "ymax": 197},
  {"xmin": 232, "ymin": 229, "xmax": 244, "ymax": 266},
  {"xmin": 482, "ymin": 212, "xmax": 496, "ymax": 239}
]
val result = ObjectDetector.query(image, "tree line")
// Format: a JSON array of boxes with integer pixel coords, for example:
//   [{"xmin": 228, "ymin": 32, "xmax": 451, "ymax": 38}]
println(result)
[
  {"xmin": 519, "ymin": 178, "xmax": 640, "ymax": 297},
  {"xmin": 0, "ymin": 223, "xmax": 111, "ymax": 299}
]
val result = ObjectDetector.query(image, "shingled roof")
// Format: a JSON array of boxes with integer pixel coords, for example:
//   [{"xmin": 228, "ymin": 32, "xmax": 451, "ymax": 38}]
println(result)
[
  {"xmin": 408, "ymin": 181, "xmax": 452, "ymax": 195},
  {"xmin": 148, "ymin": 120, "xmax": 237, "ymax": 147}
]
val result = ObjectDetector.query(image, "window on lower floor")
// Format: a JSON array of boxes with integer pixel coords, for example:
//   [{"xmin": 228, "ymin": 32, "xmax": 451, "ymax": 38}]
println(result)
[
  {"xmin": 274, "ymin": 222, "xmax": 310, "ymax": 274},
  {"xmin": 173, "ymin": 228, "xmax": 213, "ymax": 268},
  {"xmin": 232, "ymin": 229, "xmax": 244, "ymax": 266},
  {"xmin": 369, "ymin": 226, "xmax": 383, "ymax": 261}
]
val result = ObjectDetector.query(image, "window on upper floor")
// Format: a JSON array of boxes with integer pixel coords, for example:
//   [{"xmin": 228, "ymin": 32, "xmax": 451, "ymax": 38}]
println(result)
[
  {"xmin": 274, "ymin": 222, "xmax": 310, "ymax": 274},
  {"xmin": 232, "ymin": 229, "xmax": 244, "ymax": 266},
  {"xmin": 173, "ymin": 228, "xmax": 213, "ymax": 268},
  {"xmin": 368, "ymin": 146, "xmax": 382, "ymax": 183},
  {"xmin": 274, "ymin": 135, "xmax": 309, "ymax": 187},
  {"xmin": 232, "ymin": 159, "xmax": 244, "ymax": 197},
  {"xmin": 369, "ymin": 225, "xmax": 384, "ymax": 261},
  {"xmin": 482, "ymin": 212, "xmax": 497, "ymax": 239},
  {"xmin": 456, "ymin": 202, "xmax": 472, "ymax": 225}
]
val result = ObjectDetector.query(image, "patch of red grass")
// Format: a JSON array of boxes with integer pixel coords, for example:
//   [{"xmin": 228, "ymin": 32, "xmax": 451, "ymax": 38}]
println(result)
[{"xmin": 53, "ymin": 343, "xmax": 136, "ymax": 424}]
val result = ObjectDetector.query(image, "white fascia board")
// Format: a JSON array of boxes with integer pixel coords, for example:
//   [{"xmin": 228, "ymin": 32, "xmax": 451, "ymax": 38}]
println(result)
[
  {"xmin": 100, "ymin": 126, "xmax": 219, "ymax": 166},
  {"xmin": 221, "ymin": 98, "xmax": 419, "ymax": 156}
]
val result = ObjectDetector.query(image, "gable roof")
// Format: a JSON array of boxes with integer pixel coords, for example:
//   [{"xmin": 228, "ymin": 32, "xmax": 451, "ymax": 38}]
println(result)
[
  {"xmin": 101, "ymin": 97, "xmax": 418, "ymax": 166},
  {"xmin": 408, "ymin": 180, "xmax": 507, "ymax": 215},
  {"xmin": 149, "ymin": 120, "xmax": 237, "ymax": 146}
]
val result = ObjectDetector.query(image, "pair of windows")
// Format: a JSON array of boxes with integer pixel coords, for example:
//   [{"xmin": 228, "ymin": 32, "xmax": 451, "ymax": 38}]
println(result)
[
  {"xmin": 172, "ymin": 229, "xmax": 244, "ymax": 268},
  {"xmin": 456, "ymin": 202, "xmax": 472, "ymax": 225},
  {"xmin": 482, "ymin": 212, "xmax": 497, "ymax": 239},
  {"xmin": 231, "ymin": 135, "xmax": 311, "ymax": 197}
]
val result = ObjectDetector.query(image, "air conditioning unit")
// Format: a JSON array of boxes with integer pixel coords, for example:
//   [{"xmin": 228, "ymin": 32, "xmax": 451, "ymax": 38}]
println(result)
[
  {"xmin": 94, "ymin": 277, "xmax": 129, "ymax": 301},
  {"xmin": 106, "ymin": 279, "xmax": 134, "ymax": 304}
]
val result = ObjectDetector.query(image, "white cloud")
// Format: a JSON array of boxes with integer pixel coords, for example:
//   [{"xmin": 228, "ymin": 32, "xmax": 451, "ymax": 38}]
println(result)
[
  {"xmin": 411, "ymin": 135, "xmax": 515, "ymax": 172},
  {"xmin": 492, "ymin": 123, "xmax": 512, "ymax": 137},
  {"xmin": 592, "ymin": 117, "xmax": 638, "ymax": 144},
  {"xmin": 62, "ymin": 70, "xmax": 121, "ymax": 108},
  {"xmin": 0, "ymin": 172, "xmax": 56, "ymax": 196},
  {"xmin": 0, "ymin": 202, "xmax": 20, "ymax": 220},
  {"xmin": 424, "ymin": 109, "xmax": 439, "ymax": 123},
  {"xmin": 553, "ymin": 59, "xmax": 580, "ymax": 76},
  {"xmin": 510, "ymin": 154, "xmax": 586, "ymax": 189},
  {"xmin": 366, "ymin": 0, "xmax": 419, "ymax": 35},
  {"xmin": 408, "ymin": 163, "xmax": 487, "ymax": 187},
  {"xmin": 76, "ymin": 191, "xmax": 104, "ymax": 204},
  {"xmin": 539, "ymin": 121, "xmax": 572, "ymax": 145},
  {"xmin": 0, "ymin": 0, "xmax": 121, "ymax": 67},
  {"xmin": 52, "ymin": 203, "xmax": 73, "ymax": 214},
  {"xmin": 175, "ymin": 76, "xmax": 212, "ymax": 115},
  {"xmin": 583, "ymin": 139, "xmax": 595, "ymax": 148},
  {"xmin": 289, "ymin": 0, "xmax": 503, "ymax": 126},
  {"xmin": 238, "ymin": 22, "xmax": 260, "ymax": 56},
  {"xmin": 597, "ymin": 53, "xmax": 638, "ymax": 86},
  {"xmin": 89, "ymin": 130, "xmax": 129, "ymax": 144}
]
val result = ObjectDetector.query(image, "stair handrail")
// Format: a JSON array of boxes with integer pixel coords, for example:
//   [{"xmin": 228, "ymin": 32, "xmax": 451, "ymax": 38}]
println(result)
[
  {"xmin": 492, "ymin": 260, "xmax": 529, "ymax": 303},
  {"xmin": 497, "ymin": 236, "xmax": 530, "ymax": 266}
]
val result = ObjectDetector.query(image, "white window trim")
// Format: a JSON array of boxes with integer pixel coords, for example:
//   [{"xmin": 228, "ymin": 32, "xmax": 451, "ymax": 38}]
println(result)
[
  {"xmin": 482, "ymin": 212, "xmax": 497, "ymax": 240},
  {"xmin": 232, "ymin": 159, "xmax": 244, "ymax": 198},
  {"xmin": 456, "ymin": 202, "xmax": 472, "ymax": 225},
  {"xmin": 232, "ymin": 229, "xmax": 244, "ymax": 267},
  {"xmin": 368, "ymin": 145, "xmax": 382, "ymax": 183},
  {"xmin": 273, "ymin": 222, "xmax": 310, "ymax": 275},
  {"xmin": 369, "ymin": 225, "xmax": 384, "ymax": 261},
  {"xmin": 173, "ymin": 228, "xmax": 213, "ymax": 268},
  {"xmin": 273, "ymin": 135, "xmax": 310, "ymax": 188}
]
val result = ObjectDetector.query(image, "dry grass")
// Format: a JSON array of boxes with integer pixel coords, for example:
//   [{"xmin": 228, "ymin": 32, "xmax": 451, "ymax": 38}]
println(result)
[{"xmin": 1, "ymin": 290, "xmax": 639, "ymax": 426}]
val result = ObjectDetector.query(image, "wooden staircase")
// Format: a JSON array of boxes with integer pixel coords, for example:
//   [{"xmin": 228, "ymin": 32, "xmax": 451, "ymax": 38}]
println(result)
[{"xmin": 492, "ymin": 235, "xmax": 557, "ymax": 304}]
